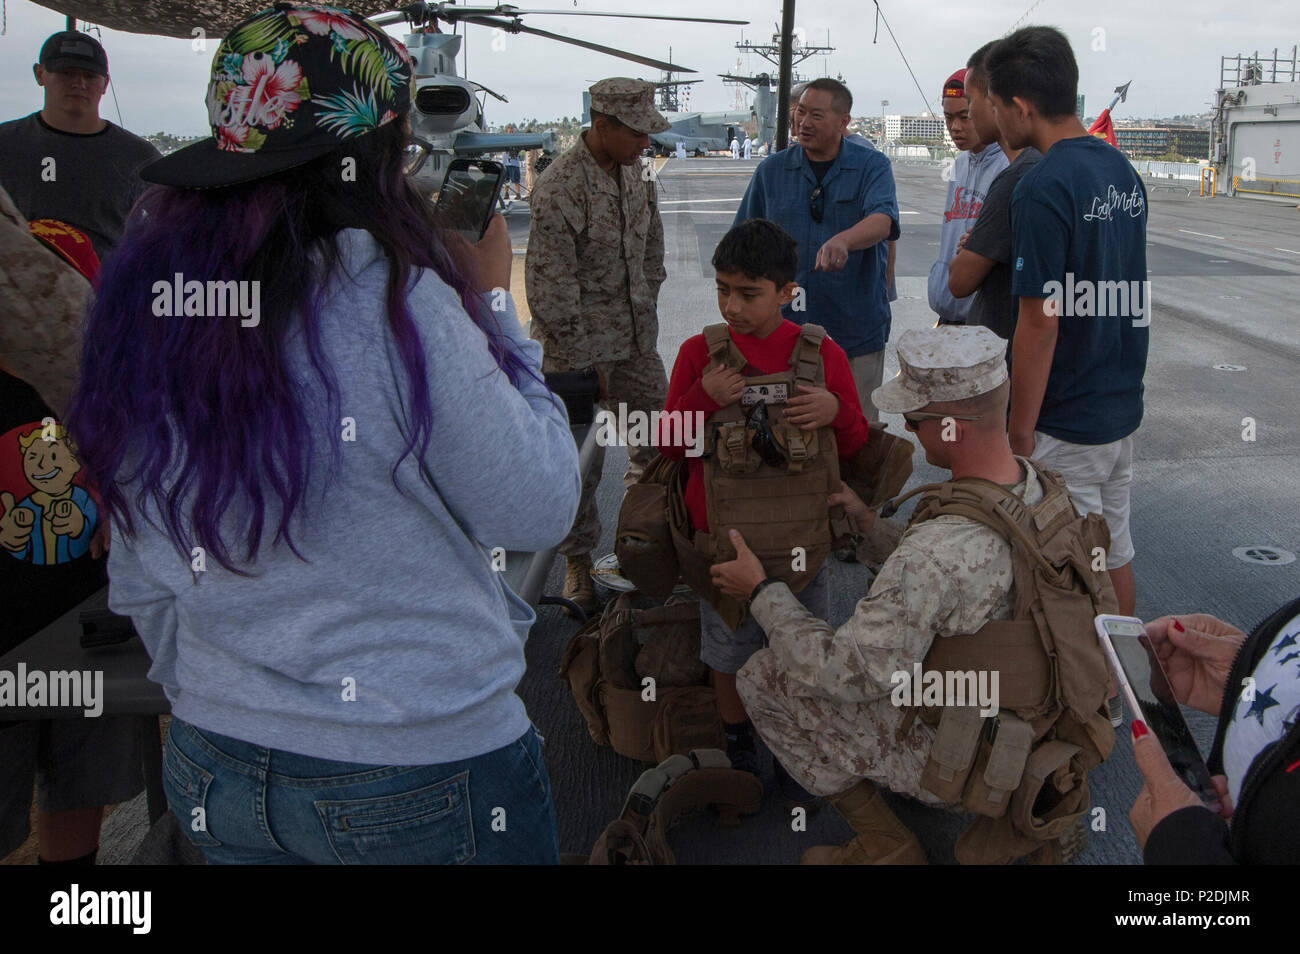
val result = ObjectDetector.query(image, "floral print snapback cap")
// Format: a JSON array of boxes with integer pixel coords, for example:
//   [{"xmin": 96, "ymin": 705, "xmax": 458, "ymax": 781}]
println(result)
[{"xmin": 142, "ymin": 3, "xmax": 414, "ymax": 189}]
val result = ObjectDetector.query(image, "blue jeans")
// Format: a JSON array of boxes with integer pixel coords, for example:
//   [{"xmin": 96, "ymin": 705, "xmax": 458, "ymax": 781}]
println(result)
[{"xmin": 162, "ymin": 718, "xmax": 559, "ymax": 864}]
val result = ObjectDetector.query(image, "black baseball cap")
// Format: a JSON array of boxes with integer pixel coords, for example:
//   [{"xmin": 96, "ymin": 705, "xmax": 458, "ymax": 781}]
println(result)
[{"xmin": 39, "ymin": 31, "xmax": 109, "ymax": 77}]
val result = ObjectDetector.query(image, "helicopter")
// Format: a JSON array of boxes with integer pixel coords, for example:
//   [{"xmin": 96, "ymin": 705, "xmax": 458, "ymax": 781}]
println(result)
[
  {"xmin": 369, "ymin": 4, "xmax": 749, "ymax": 194},
  {"xmin": 34, "ymin": 1, "xmax": 748, "ymax": 195},
  {"xmin": 639, "ymin": 74, "xmax": 778, "ymax": 158},
  {"xmin": 581, "ymin": 84, "xmax": 759, "ymax": 159},
  {"xmin": 601, "ymin": 56, "xmax": 768, "ymax": 159}
]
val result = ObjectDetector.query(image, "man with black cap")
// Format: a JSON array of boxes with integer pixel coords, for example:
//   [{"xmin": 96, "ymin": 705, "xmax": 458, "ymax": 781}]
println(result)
[
  {"xmin": 526, "ymin": 77, "xmax": 670, "ymax": 616},
  {"xmin": 0, "ymin": 30, "xmax": 159, "ymax": 261}
]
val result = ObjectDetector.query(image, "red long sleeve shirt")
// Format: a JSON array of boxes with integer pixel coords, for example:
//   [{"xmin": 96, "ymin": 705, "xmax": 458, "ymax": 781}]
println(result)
[{"xmin": 658, "ymin": 320, "xmax": 869, "ymax": 533}]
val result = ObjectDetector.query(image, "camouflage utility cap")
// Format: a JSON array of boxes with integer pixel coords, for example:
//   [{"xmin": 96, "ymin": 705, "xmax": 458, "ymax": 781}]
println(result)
[
  {"xmin": 872, "ymin": 325, "xmax": 1007, "ymax": 413},
  {"xmin": 589, "ymin": 78, "xmax": 670, "ymax": 134}
]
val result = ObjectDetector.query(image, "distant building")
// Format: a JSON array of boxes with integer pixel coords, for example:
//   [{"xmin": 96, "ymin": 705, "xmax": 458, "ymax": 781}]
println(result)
[
  {"xmin": 1076, "ymin": 94, "xmax": 1085, "ymax": 122},
  {"xmin": 1115, "ymin": 124, "xmax": 1211, "ymax": 159},
  {"xmin": 884, "ymin": 113, "xmax": 946, "ymax": 143}
]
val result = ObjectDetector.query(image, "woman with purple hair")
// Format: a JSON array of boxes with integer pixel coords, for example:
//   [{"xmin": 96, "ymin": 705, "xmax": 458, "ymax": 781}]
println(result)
[{"xmin": 67, "ymin": 5, "xmax": 580, "ymax": 864}]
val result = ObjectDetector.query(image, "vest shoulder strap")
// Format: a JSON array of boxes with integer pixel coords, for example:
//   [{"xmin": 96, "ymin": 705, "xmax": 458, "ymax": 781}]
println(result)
[
  {"xmin": 703, "ymin": 324, "xmax": 744, "ymax": 370},
  {"xmin": 1019, "ymin": 459, "xmax": 1077, "ymax": 537},
  {"xmin": 790, "ymin": 323, "xmax": 826, "ymax": 388},
  {"xmin": 907, "ymin": 478, "xmax": 1058, "ymax": 578}
]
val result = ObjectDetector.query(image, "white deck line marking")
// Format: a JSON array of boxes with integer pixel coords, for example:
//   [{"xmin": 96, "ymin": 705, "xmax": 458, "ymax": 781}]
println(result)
[
  {"xmin": 1275, "ymin": 247, "xmax": 1300, "ymax": 255},
  {"xmin": 659, "ymin": 210, "xmax": 739, "ymax": 214},
  {"xmin": 1179, "ymin": 228, "xmax": 1225, "ymax": 240},
  {"xmin": 658, "ymin": 197, "xmax": 747, "ymax": 204}
]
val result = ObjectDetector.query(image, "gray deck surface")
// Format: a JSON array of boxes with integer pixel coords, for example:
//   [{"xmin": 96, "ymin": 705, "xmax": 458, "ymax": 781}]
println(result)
[{"xmin": 105, "ymin": 156, "xmax": 1300, "ymax": 865}]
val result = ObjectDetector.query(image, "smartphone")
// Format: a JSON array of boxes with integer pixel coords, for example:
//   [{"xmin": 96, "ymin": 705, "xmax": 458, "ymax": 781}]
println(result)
[
  {"xmin": 1095, "ymin": 614, "xmax": 1221, "ymax": 811},
  {"xmin": 434, "ymin": 158, "xmax": 504, "ymax": 242}
]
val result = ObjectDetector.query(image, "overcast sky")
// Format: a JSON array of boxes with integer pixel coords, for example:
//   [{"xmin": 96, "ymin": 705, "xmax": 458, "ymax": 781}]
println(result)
[{"xmin": 1, "ymin": 0, "xmax": 1297, "ymax": 136}]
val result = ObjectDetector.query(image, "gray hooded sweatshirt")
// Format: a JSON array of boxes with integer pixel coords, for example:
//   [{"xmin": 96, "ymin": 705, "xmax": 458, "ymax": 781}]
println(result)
[
  {"xmin": 108, "ymin": 229, "xmax": 582, "ymax": 765},
  {"xmin": 927, "ymin": 142, "xmax": 1008, "ymax": 324}
]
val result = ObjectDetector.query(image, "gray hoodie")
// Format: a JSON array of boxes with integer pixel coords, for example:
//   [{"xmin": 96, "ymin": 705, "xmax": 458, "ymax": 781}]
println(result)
[
  {"xmin": 927, "ymin": 142, "xmax": 1008, "ymax": 323},
  {"xmin": 108, "ymin": 229, "xmax": 581, "ymax": 765}
]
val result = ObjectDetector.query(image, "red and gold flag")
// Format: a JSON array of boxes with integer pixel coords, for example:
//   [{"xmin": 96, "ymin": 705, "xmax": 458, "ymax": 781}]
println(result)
[{"xmin": 1088, "ymin": 108, "xmax": 1117, "ymax": 147}]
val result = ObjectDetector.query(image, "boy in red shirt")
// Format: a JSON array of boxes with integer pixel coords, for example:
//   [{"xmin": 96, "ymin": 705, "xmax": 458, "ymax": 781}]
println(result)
[{"xmin": 658, "ymin": 218, "xmax": 869, "ymax": 792}]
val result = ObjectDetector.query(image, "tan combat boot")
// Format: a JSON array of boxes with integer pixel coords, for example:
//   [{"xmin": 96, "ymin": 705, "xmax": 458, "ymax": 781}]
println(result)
[
  {"xmin": 562, "ymin": 554, "xmax": 598, "ymax": 618},
  {"xmin": 800, "ymin": 780, "xmax": 928, "ymax": 865}
]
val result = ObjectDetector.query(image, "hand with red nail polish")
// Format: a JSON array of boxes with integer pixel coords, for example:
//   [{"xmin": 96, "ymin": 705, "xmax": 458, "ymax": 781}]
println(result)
[
  {"xmin": 1143, "ymin": 613, "xmax": 1246, "ymax": 717},
  {"xmin": 1129, "ymin": 718, "xmax": 1211, "ymax": 851}
]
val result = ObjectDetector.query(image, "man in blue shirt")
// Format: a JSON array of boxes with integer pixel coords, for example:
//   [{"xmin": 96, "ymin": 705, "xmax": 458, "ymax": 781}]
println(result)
[
  {"xmin": 734, "ymin": 78, "xmax": 900, "ymax": 423},
  {"xmin": 986, "ymin": 26, "xmax": 1149, "ymax": 616}
]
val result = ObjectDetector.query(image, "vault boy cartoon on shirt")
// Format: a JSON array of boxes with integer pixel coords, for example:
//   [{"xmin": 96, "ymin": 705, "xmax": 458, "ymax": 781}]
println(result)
[{"xmin": 0, "ymin": 422, "xmax": 97, "ymax": 565}]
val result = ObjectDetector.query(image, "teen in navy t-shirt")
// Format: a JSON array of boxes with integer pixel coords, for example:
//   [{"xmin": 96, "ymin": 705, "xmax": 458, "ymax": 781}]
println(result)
[
  {"xmin": 987, "ymin": 25, "xmax": 1148, "ymax": 619},
  {"xmin": 1010, "ymin": 135, "xmax": 1149, "ymax": 445}
]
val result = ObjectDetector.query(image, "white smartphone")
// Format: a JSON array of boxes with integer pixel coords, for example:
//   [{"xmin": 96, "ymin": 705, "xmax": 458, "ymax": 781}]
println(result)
[{"xmin": 1095, "ymin": 614, "xmax": 1221, "ymax": 812}]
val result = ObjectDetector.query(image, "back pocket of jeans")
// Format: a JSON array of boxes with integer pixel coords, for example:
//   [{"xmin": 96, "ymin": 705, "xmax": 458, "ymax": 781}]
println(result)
[
  {"xmin": 315, "ymin": 771, "xmax": 475, "ymax": 865},
  {"xmin": 162, "ymin": 740, "xmax": 222, "ymax": 847}
]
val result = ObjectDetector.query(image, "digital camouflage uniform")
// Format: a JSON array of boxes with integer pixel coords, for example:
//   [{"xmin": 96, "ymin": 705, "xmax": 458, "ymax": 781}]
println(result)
[
  {"xmin": 526, "ymin": 78, "xmax": 670, "ymax": 556},
  {"xmin": 735, "ymin": 325, "xmax": 1029, "ymax": 801},
  {"xmin": 0, "ymin": 185, "xmax": 90, "ymax": 418},
  {"xmin": 737, "ymin": 460, "xmax": 1043, "ymax": 800}
]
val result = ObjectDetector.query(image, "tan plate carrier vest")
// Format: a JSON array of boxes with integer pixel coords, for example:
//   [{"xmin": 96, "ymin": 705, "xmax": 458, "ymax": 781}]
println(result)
[
  {"xmin": 560, "ymin": 593, "xmax": 727, "ymax": 764},
  {"xmin": 670, "ymin": 323, "xmax": 841, "ymax": 631},
  {"xmin": 891, "ymin": 459, "xmax": 1118, "ymax": 864}
]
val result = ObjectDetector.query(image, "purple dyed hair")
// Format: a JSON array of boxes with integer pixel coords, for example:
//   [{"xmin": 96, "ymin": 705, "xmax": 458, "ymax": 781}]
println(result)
[{"xmin": 68, "ymin": 119, "xmax": 545, "ymax": 573}]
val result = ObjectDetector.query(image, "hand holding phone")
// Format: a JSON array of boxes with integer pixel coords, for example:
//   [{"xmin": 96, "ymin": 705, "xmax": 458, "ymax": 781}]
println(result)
[
  {"xmin": 435, "ymin": 158, "xmax": 504, "ymax": 242},
  {"xmin": 464, "ymin": 213, "xmax": 511, "ymax": 294},
  {"xmin": 1096, "ymin": 614, "xmax": 1222, "ymax": 812},
  {"xmin": 1143, "ymin": 614, "xmax": 1245, "ymax": 718},
  {"xmin": 1128, "ymin": 728, "xmax": 1229, "ymax": 850}
]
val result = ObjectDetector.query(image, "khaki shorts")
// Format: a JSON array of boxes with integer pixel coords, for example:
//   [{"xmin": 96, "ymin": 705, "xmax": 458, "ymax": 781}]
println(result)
[
  {"xmin": 1033, "ymin": 431, "xmax": 1135, "ymax": 569},
  {"xmin": 849, "ymin": 351, "xmax": 885, "ymax": 426},
  {"xmin": 700, "ymin": 563, "xmax": 830, "ymax": 674}
]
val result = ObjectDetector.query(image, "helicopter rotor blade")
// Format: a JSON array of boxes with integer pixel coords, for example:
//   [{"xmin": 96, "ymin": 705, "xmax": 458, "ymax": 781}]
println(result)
[
  {"xmin": 371, "ymin": 2, "xmax": 434, "ymax": 27},
  {"xmin": 462, "ymin": 15, "xmax": 694, "ymax": 72},
  {"xmin": 447, "ymin": 7, "xmax": 747, "ymax": 25}
]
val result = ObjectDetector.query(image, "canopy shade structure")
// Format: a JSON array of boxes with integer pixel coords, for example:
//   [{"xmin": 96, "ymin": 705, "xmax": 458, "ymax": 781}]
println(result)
[{"xmin": 31, "ymin": 1, "xmax": 398, "ymax": 37}]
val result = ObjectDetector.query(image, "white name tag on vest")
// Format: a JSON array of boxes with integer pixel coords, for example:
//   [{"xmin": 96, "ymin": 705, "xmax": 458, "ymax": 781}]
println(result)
[{"xmin": 741, "ymin": 383, "xmax": 788, "ymax": 406}]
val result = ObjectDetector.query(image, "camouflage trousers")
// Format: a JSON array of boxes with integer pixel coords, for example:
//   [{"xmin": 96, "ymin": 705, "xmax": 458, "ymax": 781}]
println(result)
[
  {"xmin": 542, "ymin": 348, "xmax": 668, "ymax": 557},
  {"xmin": 736, "ymin": 647, "xmax": 948, "ymax": 803}
]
